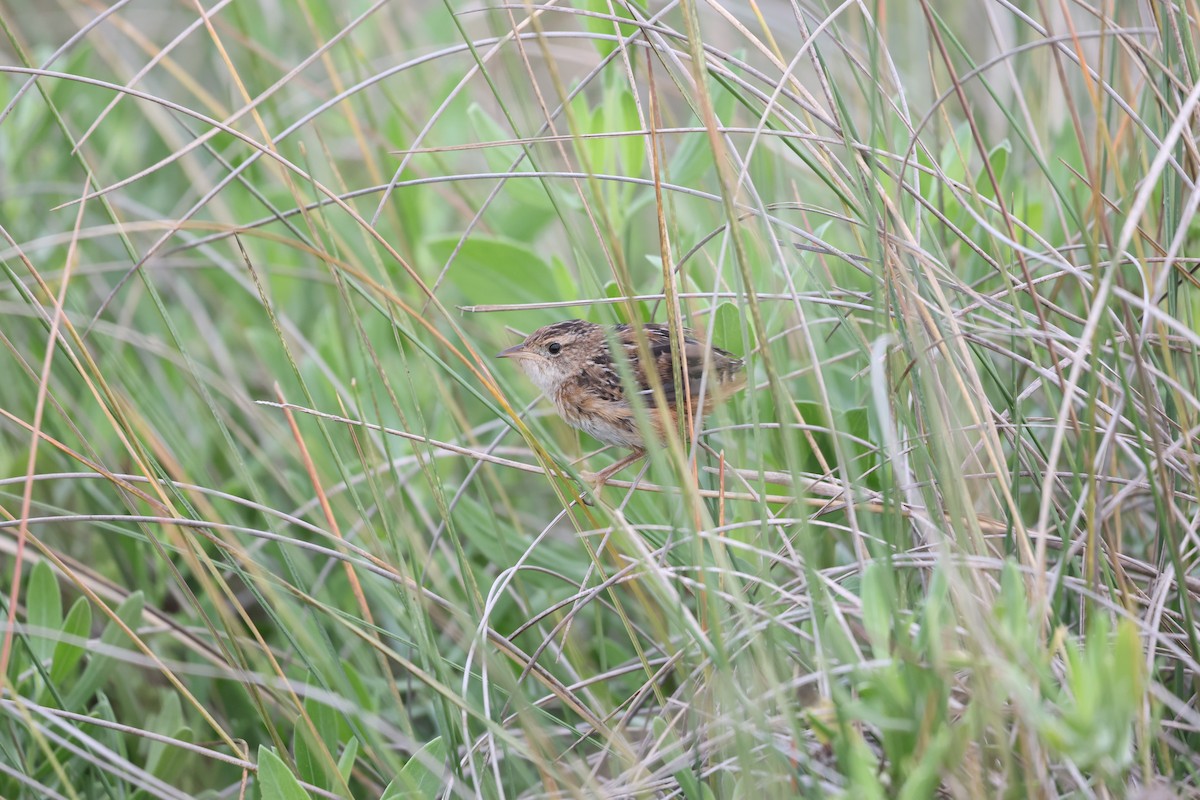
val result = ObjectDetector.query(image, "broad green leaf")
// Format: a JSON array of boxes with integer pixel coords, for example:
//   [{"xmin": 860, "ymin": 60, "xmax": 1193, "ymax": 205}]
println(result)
[
  {"xmin": 589, "ymin": 105, "xmax": 613, "ymax": 177},
  {"xmin": 467, "ymin": 103, "xmax": 522, "ymax": 174},
  {"xmin": 712, "ymin": 78, "xmax": 737, "ymax": 127},
  {"xmin": 843, "ymin": 406, "xmax": 869, "ymax": 446},
  {"xmin": 49, "ymin": 597, "xmax": 91, "ymax": 688},
  {"xmin": 604, "ymin": 80, "xmax": 644, "ymax": 178},
  {"xmin": 381, "ymin": 737, "xmax": 448, "ymax": 799},
  {"xmin": 337, "ymin": 737, "xmax": 359, "ymax": 784},
  {"xmin": 550, "ymin": 255, "xmax": 581, "ymax": 306},
  {"xmin": 295, "ymin": 694, "xmax": 351, "ymax": 792},
  {"xmin": 341, "ymin": 662, "xmax": 375, "ymax": 714},
  {"xmin": 860, "ymin": 563, "xmax": 893, "ymax": 656},
  {"xmin": 140, "ymin": 697, "xmax": 194, "ymax": 795},
  {"xmin": 978, "ymin": 140, "xmax": 1010, "ymax": 201},
  {"xmin": 938, "ymin": 120, "xmax": 974, "ymax": 188},
  {"xmin": 91, "ymin": 692, "xmax": 128, "ymax": 761},
  {"xmin": 144, "ymin": 724, "xmax": 194, "ymax": 788},
  {"xmin": 832, "ymin": 714, "xmax": 886, "ymax": 800},
  {"xmin": 897, "ymin": 726, "xmax": 954, "ymax": 800},
  {"xmin": 294, "ymin": 716, "xmax": 332, "ymax": 792},
  {"xmin": 668, "ymin": 77, "xmax": 736, "ymax": 188},
  {"xmin": 567, "ymin": 89, "xmax": 600, "ymax": 169},
  {"xmin": 915, "ymin": 144, "xmax": 936, "ymax": 199},
  {"xmin": 1045, "ymin": 616, "xmax": 1142, "ymax": 775},
  {"xmin": 711, "ymin": 302, "xmax": 755, "ymax": 355},
  {"xmin": 65, "ymin": 592, "xmax": 144, "ymax": 710},
  {"xmin": 307, "ymin": 695, "xmax": 346, "ymax": 749},
  {"xmin": 258, "ymin": 746, "xmax": 313, "ymax": 800},
  {"xmin": 669, "ymin": 128, "xmax": 713, "ymax": 188},
  {"xmin": 602, "ymin": 281, "xmax": 649, "ymax": 325},
  {"xmin": 820, "ymin": 615, "xmax": 861, "ymax": 671},
  {"xmin": 918, "ymin": 570, "xmax": 948, "ymax": 667},
  {"xmin": 26, "ymin": 560, "xmax": 61, "ymax": 664},
  {"xmin": 427, "ymin": 236, "xmax": 559, "ymax": 315},
  {"xmin": 464, "ymin": 104, "xmax": 556, "ymax": 238},
  {"xmin": 1113, "ymin": 618, "xmax": 1144, "ymax": 698},
  {"xmin": 650, "ymin": 717, "xmax": 701, "ymax": 800},
  {"xmin": 792, "ymin": 400, "xmax": 831, "ymax": 478},
  {"xmin": 577, "ymin": 0, "xmax": 640, "ymax": 58}
]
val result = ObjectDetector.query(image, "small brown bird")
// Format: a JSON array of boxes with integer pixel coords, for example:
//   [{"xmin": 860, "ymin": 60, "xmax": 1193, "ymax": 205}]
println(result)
[{"xmin": 497, "ymin": 319, "xmax": 746, "ymax": 486}]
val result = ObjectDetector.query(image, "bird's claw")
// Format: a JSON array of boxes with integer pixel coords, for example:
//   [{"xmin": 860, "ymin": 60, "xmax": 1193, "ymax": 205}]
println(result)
[{"xmin": 574, "ymin": 472, "xmax": 597, "ymax": 505}]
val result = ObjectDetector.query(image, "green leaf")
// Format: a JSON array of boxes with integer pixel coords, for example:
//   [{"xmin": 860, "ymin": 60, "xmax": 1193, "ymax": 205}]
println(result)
[
  {"xmin": 49, "ymin": 597, "xmax": 91, "ymax": 688},
  {"xmin": 567, "ymin": 89, "xmax": 600, "ymax": 170},
  {"xmin": 65, "ymin": 591, "xmax": 144, "ymax": 710},
  {"xmin": 258, "ymin": 746, "xmax": 313, "ymax": 800},
  {"xmin": 577, "ymin": 0, "xmax": 640, "ymax": 58},
  {"xmin": 915, "ymin": 144, "xmax": 936, "ymax": 200},
  {"xmin": 843, "ymin": 406, "xmax": 869, "ymax": 446},
  {"xmin": 820, "ymin": 611, "xmax": 863, "ymax": 666},
  {"xmin": 860, "ymin": 563, "xmax": 893, "ymax": 656},
  {"xmin": 939, "ymin": 121, "xmax": 974, "ymax": 188},
  {"xmin": 710, "ymin": 302, "xmax": 754, "ymax": 355},
  {"xmin": 467, "ymin": 103, "xmax": 521, "ymax": 174},
  {"xmin": 831, "ymin": 714, "xmax": 886, "ymax": 800},
  {"xmin": 464, "ymin": 104, "xmax": 556, "ymax": 238},
  {"xmin": 978, "ymin": 140, "xmax": 1010, "ymax": 201},
  {"xmin": 26, "ymin": 560, "xmax": 62, "ymax": 664},
  {"xmin": 589, "ymin": 104, "xmax": 613, "ymax": 176},
  {"xmin": 601, "ymin": 281, "xmax": 649, "ymax": 325},
  {"xmin": 336, "ymin": 737, "xmax": 359, "ymax": 784},
  {"xmin": 381, "ymin": 737, "xmax": 448, "ymax": 799},
  {"xmin": 606, "ymin": 82, "xmax": 644, "ymax": 178},
  {"xmin": 340, "ymin": 662, "xmax": 375, "ymax": 714},
  {"xmin": 550, "ymin": 255, "xmax": 582, "ymax": 306},
  {"xmin": 90, "ymin": 692, "xmax": 128, "ymax": 762},
  {"xmin": 669, "ymin": 127, "xmax": 713, "ymax": 188},
  {"xmin": 918, "ymin": 570, "xmax": 948, "ymax": 667},
  {"xmin": 293, "ymin": 717, "xmax": 331, "ymax": 792},
  {"xmin": 145, "ymin": 723, "xmax": 194, "ymax": 787},
  {"xmin": 294, "ymin": 695, "xmax": 347, "ymax": 793},
  {"xmin": 428, "ymin": 236, "xmax": 559, "ymax": 316},
  {"xmin": 792, "ymin": 400, "xmax": 831, "ymax": 477},
  {"xmin": 712, "ymin": 78, "xmax": 737, "ymax": 127},
  {"xmin": 1043, "ymin": 615, "xmax": 1143, "ymax": 776},
  {"xmin": 308, "ymin": 695, "xmax": 346, "ymax": 748},
  {"xmin": 896, "ymin": 726, "xmax": 954, "ymax": 800},
  {"xmin": 650, "ymin": 717, "xmax": 702, "ymax": 800},
  {"xmin": 142, "ymin": 695, "xmax": 187, "ymax": 782},
  {"xmin": 1113, "ymin": 619, "xmax": 1144, "ymax": 699}
]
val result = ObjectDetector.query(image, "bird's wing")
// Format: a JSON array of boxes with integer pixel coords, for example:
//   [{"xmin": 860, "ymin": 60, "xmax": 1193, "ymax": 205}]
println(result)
[{"xmin": 621, "ymin": 324, "xmax": 742, "ymax": 406}]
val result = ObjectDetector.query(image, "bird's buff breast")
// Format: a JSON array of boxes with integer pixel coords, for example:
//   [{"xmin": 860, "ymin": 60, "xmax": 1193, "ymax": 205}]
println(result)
[{"xmin": 553, "ymin": 389, "xmax": 647, "ymax": 449}]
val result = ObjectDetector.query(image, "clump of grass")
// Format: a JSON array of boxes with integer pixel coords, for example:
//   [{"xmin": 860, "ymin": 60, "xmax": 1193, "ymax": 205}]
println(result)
[{"xmin": 0, "ymin": 1, "xmax": 1196, "ymax": 797}]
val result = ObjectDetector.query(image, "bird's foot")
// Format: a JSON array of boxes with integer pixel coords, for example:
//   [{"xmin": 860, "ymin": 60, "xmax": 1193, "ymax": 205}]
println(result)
[{"xmin": 572, "ymin": 450, "xmax": 647, "ymax": 505}]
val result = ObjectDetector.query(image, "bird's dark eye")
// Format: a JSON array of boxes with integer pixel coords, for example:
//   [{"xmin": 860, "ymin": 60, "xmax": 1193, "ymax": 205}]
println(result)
[{"xmin": 547, "ymin": 342, "xmax": 562, "ymax": 355}]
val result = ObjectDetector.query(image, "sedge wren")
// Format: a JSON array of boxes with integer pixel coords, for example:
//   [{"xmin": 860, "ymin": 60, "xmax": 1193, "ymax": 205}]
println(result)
[{"xmin": 497, "ymin": 319, "xmax": 746, "ymax": 486}]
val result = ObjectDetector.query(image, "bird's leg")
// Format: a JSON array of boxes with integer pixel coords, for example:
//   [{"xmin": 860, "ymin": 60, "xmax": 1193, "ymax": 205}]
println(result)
[{"xmin": 581, "ymin": 448, "xmax": 647, "ymax": 490}]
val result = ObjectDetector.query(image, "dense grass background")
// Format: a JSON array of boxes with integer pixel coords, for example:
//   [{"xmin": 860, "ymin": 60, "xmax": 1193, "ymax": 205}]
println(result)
[{"xmin": 1, "ymin": 0, "xmax": 1198, "ymax": 797}]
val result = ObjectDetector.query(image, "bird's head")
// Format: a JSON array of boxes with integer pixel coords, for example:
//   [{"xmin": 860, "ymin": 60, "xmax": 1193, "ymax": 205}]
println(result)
[{"xmin": 496, "ymin": 319, "xmax": 599, "ymax": 397}]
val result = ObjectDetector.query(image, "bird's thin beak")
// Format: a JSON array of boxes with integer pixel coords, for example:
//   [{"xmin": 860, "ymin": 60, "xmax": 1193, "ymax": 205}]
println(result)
[{"xmin": 496, "ymin": 343, "xmax": 527, "ymax": 359}]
